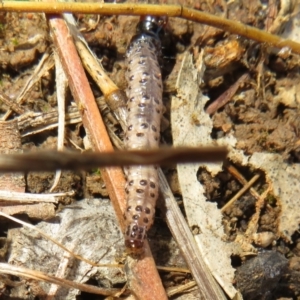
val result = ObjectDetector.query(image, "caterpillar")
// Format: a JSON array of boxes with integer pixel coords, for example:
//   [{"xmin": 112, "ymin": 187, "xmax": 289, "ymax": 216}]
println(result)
[{"xmin": 124, "ymin": 16, "xmax": 165, "ymax": 252}]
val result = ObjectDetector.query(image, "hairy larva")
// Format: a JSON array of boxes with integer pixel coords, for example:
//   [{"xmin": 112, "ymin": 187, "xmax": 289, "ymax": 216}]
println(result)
[{"xmin": 124, "ymin": 17, "xmax": 164, "ymax": 251}]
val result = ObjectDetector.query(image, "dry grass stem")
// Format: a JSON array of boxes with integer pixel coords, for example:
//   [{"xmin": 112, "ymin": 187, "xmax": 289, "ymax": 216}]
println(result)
[
  {"xmin": 0, "ymin": 190, "xmax": 73, "ymax": 203},
  {"xmin": 1, "ymin": 2, "xmax": 300, "ymax": 53},
  {"xmin": 227, "ymin": 165, "xmax": 262, "ymax": 201},
  {"xmin": 49, "ymin": 52, "xmax": 68, "ymax": 192},
  {"xmin": 0, "ymin": 262, "xmax": 121, "ymax": 296},
  {"xmin": 221, "ymin": 174, "xmax": 261, "ymax": 213},
  {"xmin": 166, "ymin": 280, "xmax": 197, "ymax": 297}
]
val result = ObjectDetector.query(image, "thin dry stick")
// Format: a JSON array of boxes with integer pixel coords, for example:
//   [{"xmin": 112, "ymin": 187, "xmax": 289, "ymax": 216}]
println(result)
[
  {"xmin": 206, "ymin": 73, "xmax": 249, "ymax": 115},
  {"xmin": 159, "ymin": 169, "xmax": 227, "ymax": 300},
  {"xmin": 63, "ymin": 13, "xmax": 127, "ymax": 130},
  {"xmin": 0, "ymin": 190, "xmax": 73, "ymax": 203},
  {"xmin": 221, "ymin": 174, "xmax": 261, "ymax": 213},
  {"xmin": 17, "ymin": 106, "xmax": 81, "ymax": 137},
  {"xmin": 245, "ymin": 185, "xmax": 271, "ymax": 237},
  {"xmin": 1, "ymin": 2, "xmax": 300, "ymax": 53},
  {"xmin": 50, "ymin": 52, "xmax": 68, "ymax": 192},
  {"xmin": 46, "ymin": 250, "xmax": 73, "ymax": 299},
  {"xmin": 167, "ymin": 280, "xmax": 197, "ymax": 297},
  {"xmin": 0, "ymin": 147, "xmax": 228, "ymax": 172},
  {"xmin": 47, "ymin": 13, "xmax": 168, "ymax": 300},
  {"xmin": 156, "ymin": 266, "xmax": 190, "ymax": 273},
  {"xmin": 2, "ymin": 51, "xmax": 54, "ymax": 121},
  {"xmin": 227, "ymin": 164, "xmax": 261, "ymax": 200},
  {"xmin": 0, "ymin": 263, "xmax": 121, "ymax": 296},
  {"xmin": 0, "ymin": 92, "xmax": 25, "ymax": 115}
]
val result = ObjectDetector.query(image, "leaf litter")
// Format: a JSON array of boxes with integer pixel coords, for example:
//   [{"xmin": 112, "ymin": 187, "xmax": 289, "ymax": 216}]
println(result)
[
  {"xmin": 1, "ymin": 0, "xmax": 300, "ymax": 299},
  {"xmin": 170, "ymin": 4, "xmax": 300, "ymax": 298},
  {"xmin": 8, "ymin": 199, "xmax": 125, "ymax": 299}
]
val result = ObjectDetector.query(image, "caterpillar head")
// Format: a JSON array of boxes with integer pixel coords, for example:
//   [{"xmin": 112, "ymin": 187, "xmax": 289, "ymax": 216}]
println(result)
[{"xmin": 137, "ymin": 16, "xmax": 168, "ymax": 37}]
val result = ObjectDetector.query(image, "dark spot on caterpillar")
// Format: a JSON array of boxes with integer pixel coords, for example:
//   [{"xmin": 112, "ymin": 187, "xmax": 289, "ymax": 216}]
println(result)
[
  {"xmin": 136, "ymin": 205, "xmax": 143, "ymax": 211},
  {"xmin": 138, "ymin": 103, "xmax": 146, "ymax": 108},
  {"xmin": 137, "ymin": 234, "xmax": 143, "ymax": 240},
  {"xmin": 150, "ymin": 193, "xmax": 156, "ymax": 198},
  {"xmin": 128, "ymin": 108, "xmax": 131, "ymax": 112},
  {"xmin": 132, "ymin": 225, "xmax": 138, "ymax": 231},
  {"xmin": 125, "ymin": 188, "xmax": 129, "ymax": 194},
  {"xmin": 128, "ymin": 59, "xmax": 133, "ymax": 64},
  {"xmin": 133, "ymin": 214, "xmax": 139, "ymax": 220},
  {"xmin": 136, "ymin": 132, "xmax": 144, "ymax": 137},
  {"xmin": 131, "ymin": 232, "xmax": 136, "ymax": 238},
  {"xmin": 150, "ymin": 182, "xmax": 156, "ymax": 188},
  {"xmin": 144, "ymin": 207, "xmax": 151, "ymax": 214},
  {"xmin": 156, "ymin": 109, "xmax": 160, "ymax": 114},
  {"xmin": 139, "ymin": 60, "xmax": 146, "ymax": 65},
  {"xmin": 136, "ymin": 189, "xmax": 144, "ymax": 193},
  {"xmin": 129, "ymin": 75, "xmax": 134, "ymax": 81},
  {"xmin": 143, "ymin": 217, "xmax": 149, "ymax": 223},
  {"xmin": 140, "ymin": 180, "xmax": 147, "ymax": 186},
  {"xmin": 141, "ymin": 123, "xmax": 148, "ymax": 129},
  {"xmin": 155, "ymin": 137, "xmax": 158, "ymax": 141},
  {"xmin": 140, "ymin": 54, "xmax": 146, "ymax": 58},
  {"xmin": 126, "ymin": 137, "xmax": 129, "ymax": 141},
  {"xmin": 127, "ymin": 206, "xmax": 132, "ymax": 212},
  {"xmin": 128, "ymin": 125, "xmax": 133, "ymax": 131},
  {"xmin": 129, "ymin": 180, "xmax": 134, "ymax": 186},
  {"xmin": 130, "ymin": 97, "xmax": 134, "ymax": 102},
  {"xmin": 97, "ymin": 70, "xmax": 103, "ymax": 77},
  {"xmin": 138, "ymin": 227, "xmax": 144, "ymax": 234},
  {"xmin": 142, "ymin": 95, "xmax": 150, "ymax": 100},
  {"xmin": 151, "ymin": 125, "xmax": 157, "ymax": 132},
  {"xmin": 154, "ymin": 98, "xmax": 160, "ymax": 104},
  {"xmin": 139, "ymin": 79, "xmax": 147, "ymax": 84},
  {"xmin": 126, "ymin": 228, "xmax": 130, "ymax": 236},
  {"xmin": 143, "ymin": 71, "xmax": 149, "ymax": 76},
  {"xmin": 154, "ymin": 73, "xmax": 161, "ymax": 80}
]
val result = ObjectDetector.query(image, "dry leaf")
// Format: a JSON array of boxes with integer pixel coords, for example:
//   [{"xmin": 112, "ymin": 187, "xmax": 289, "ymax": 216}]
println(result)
[
  {"xmin": 171, "ymin": 50, "xmax": 300, "ymax": 299},
  {"xmin": 171, "ymin": 51, "xmax": 239, "ymax": 299},
  {"xmin": 8, "ymin": 199, "xmax": 124, "ymax": 299}
]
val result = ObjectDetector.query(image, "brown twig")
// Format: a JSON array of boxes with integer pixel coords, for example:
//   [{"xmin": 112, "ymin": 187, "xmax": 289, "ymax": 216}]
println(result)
[
  {"xmin": 206, "ymin": 73, "xmax": 249, "ymax": 115},
  {"xmin": 0, "ymin": 147, "xmax": 228, "ymax": 172}
]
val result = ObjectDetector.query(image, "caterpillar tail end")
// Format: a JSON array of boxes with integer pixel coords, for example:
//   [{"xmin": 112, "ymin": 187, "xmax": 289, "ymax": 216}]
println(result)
[{"xmin": 125, "ymin": 224, "xmax": 146, "ymax": 255}]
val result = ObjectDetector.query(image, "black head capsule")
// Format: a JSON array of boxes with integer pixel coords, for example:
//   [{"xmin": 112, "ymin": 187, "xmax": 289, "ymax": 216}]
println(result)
[
  {"xmin": 129, "ymin": 15, "xmax": 167, "ymax": 49},
  {"xmin": 138, "ymin": 15, "xmax": 167, "ymax": 36}
]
